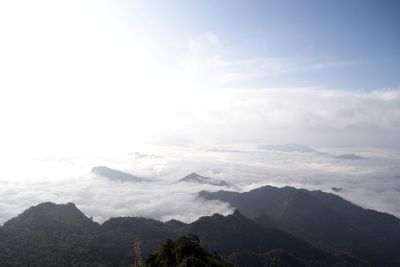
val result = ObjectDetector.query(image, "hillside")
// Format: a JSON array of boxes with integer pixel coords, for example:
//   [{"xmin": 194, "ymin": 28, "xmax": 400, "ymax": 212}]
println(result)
[
  {"xmin": 0, "ymin": 201, "xmax": 367, "ymax": 267},
  {"xmin": 199, "ymin": 186, "xmax": 400, "ymax": 266},
  {"xmin": 92, "ymin": 166, "xmax": 151, "ymax": 183},
  {"xmin": 178, "ymin": 172, "xmax": 231, "ymax": 187}
]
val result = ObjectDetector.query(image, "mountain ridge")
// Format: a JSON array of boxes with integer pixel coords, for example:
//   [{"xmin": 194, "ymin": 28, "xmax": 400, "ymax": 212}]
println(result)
[
  {"xmin": 178, "ymin": 172, "xmax": 231, "ymax": 187},
  {"xmin": 0, "ymin": 198, "xmax": 369, "ymax": 266},
  {"xmin": 92, "ymin": 166, "xmax": 152, "ymax": 183},
  {"xmin": 199, "ymin": 185, "xmax": 400, "ymax": 267}
]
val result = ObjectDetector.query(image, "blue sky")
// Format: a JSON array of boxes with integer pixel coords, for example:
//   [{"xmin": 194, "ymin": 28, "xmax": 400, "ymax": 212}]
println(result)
[{"xmin": 109, "ymin": 0, "xmax": 400, "ymax": 90}]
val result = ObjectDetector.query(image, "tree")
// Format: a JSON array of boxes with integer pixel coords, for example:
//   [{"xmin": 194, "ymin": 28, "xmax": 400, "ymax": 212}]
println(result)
[{"xmin": 132, "ymin": 238, "xmax": 143, "ymax": 267}]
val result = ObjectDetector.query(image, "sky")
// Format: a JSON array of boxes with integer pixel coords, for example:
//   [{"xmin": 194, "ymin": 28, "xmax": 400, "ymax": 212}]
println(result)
[
  {"xmin": 0, "ymin": 1, "xmax": 399, "ymax": 223},
  {"xmin": 0, "ymin": 0, "xmax": 399, "ymax": 153}
]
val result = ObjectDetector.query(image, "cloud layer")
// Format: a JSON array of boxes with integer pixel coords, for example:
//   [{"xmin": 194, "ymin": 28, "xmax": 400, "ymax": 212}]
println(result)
[
  {"xmin": 1, "ymin": 145, "xmax": 399, "ymax": 225},
  {"xmin": 150, "ymin": 88, "xmax": 400, "ymax": 149}
]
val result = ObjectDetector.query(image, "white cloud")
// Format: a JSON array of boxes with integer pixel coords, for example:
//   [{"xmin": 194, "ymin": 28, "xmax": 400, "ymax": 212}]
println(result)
[
  {"xmin": 0, "ymin": 145, "xmax": 400, "ymax": 225},
  {"xmin": 178, "ymin": 32, "xmax": 362, "ymax": 87},
  {"xmin": 180, "ymin": 37, "xmax": 297, "ymax": 86},
  {"xmin": 179, "ymin": 32, "xmax": 299, "ymax": 86},
  {"xmin": 148, "ymin": 87, "xmax": 400, "ymax": 149}
]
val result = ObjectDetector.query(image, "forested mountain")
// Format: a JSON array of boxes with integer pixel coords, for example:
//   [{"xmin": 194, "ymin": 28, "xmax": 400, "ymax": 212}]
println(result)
[
  {"xmin": 181, "ymin": 210, "xmax": 364, "ymax": 266},
  {"xmin": 0, "ymin": 200, "xmax": 368, "ymax": 267},
  {"xmin": 1, "ymin": 203, "xmax": 101, "ymax": 266},
  {"xmin": 199, "ymin": 186, "xmax": 400, "ymax": 267}
]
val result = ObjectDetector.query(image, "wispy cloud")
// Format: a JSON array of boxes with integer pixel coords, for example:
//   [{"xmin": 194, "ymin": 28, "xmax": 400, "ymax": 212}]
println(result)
[
  {"xmin": 179, "ymin": 32, "xmax": 298, "ymax": 86},
  {"xmin": 178, "ymin": 32, "xmax": 362, "ymax": 87},
  {"xmin": 149, "ymin": 87, "xmax": 400, "ymax": 148}
]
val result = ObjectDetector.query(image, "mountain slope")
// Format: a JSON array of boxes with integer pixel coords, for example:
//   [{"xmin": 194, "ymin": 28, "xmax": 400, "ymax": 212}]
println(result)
[
  {"xmin": 3, "ymin": 202, "xmax": 97, "ymax": 232},
  {"xmin": 183, "ymin": 210, "xmax": 364, "ymax": 266},
  {"xmin": 95, "ymin": 216, "xmax": 179, "ymax": 265},
  {"xmin": 258, "ymin": 144, "xmax": 317, "ymax": 153},
  {"xmin": 333, "ymin": 154, "xmax": 365, "ymax": 160},
  {"xmin": 0, "ymin": 202, "xmax": 366, "ymax": 267},
  {"xmin": 92, "ymin": 166, "xmax": 151, "ymax": 183},
  {"xmin": 1, "ymin": 202, "xmax": 102, "ymax": 266},
  {"xmin": 199, "ymin": 186, "xmax": 400, "ymax": 267},
  {"xmin": 178, "ymin": 172, "xmax": 231, "ymax": 187}
]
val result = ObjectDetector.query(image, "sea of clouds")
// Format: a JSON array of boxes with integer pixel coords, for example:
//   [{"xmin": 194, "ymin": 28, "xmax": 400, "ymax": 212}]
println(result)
[
  {"xmin": 1, "ymin": 87, "xmax": 399, "ymax": 224},
  {"xmin": 1, "ymin": 144, "xmax": 399, "ymax": 225}
]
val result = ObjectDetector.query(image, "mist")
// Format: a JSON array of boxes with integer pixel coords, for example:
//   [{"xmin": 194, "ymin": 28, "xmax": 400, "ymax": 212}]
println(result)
[{"xmin": 1, "ymin": 144, "xmax": 399, "ymax": 225}]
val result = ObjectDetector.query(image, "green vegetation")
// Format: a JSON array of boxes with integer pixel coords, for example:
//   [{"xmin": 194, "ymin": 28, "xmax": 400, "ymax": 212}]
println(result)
[
  {"xmin": 146, "ymin": 234, "xmax": 233, "ymax": 267},
  {"xmin": 2, "ymin": 183, "xmax": 400, "ymax": 267}
]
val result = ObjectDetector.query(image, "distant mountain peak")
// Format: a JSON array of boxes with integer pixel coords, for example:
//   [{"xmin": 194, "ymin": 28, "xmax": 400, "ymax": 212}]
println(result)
[
  {"xmin": 334, "ymin": 154, "xmax": 365, "ymax": 160},
  {"xmin": 91, "ymin": 166, "xmax": 151, "ymax": 183},
  {"xmin": 19, "ymin": 202, "xmax": 81, "ymax": 215},
  {"xmin": 232, "ymin": 208, "xmax": 243, "ymax": 216},
  {"xmin": 258, "ymin": 144, "xmax": 367, "ymax": 161},
  {"xmin": 186, "ymin": 172, "xmax": 203, "ymax": 178},
  {"xmin": 178, "ymin": 172, "xmax": 231, "ymax": 187},
  {"xmin": 258, "ymin": 144, "xmax": 317, "ymax": 153}
]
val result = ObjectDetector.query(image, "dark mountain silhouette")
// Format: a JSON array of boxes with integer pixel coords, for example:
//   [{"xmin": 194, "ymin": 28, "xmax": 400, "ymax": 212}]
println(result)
[
  {"xmin": 0, "ymin": 202, "xmax": 367, "ymax": 266},
  {"xmin": 199, "ymin": 186, "xmax": 400, "ymax": 267},
  {"xmin": 178, "ymin": 172, "xmax": 231, "ymax": 187},
  {"xmin": 96, "ymin": 216, "xmax": 178, "ymax": 264},
  {"xmin": 3, "ymin": 202, "xmax": 97, "ymax": 232},
  {"xmin": 181, "ymin": 210, "xmax": 364, "ymax": 266},
  {"xmin": 92, "ymin": 166, "xmax": 151, "ymax": 183},
  {"xmin": 1, "ymin": 202, "xmax": 101, "ymax": 266}
]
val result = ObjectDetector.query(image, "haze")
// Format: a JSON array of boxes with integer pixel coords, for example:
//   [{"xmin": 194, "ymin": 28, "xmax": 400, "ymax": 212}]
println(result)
[{"xmin": 0, "ymin": 0, "xmax": 399, "ymax": 224}]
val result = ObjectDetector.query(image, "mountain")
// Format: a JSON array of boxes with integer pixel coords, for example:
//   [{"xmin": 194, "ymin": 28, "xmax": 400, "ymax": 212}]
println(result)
[
  {"xmin": 1, "ymin": 202, "xmax": 102, "ymax": 266},
  {"xmin": 258, "ymin": 144, "xmax": 365, "ymax": 160},
  {"xmin": 181, "ymin": 210, "xmax": 363, "ymax": 266},
  {"xmin": 331, "ymin": 187, "xmax": 343, "ymax": 192},
  {"xmin": 92, "ymin": 166, "xmax": 151, "ymax": 183},
  {"xmin": 258, "ymin": 144, "xmax": 317, "ymax": 153},
  {"xmin": 3, "ymin": 202, "xmax": 98, "ymax": 234},
  {"xmin": 178, "ymin": 172, "xmax": 231, "ymax": 187},
  {"xmin": 199, "ymin": 186, "xmax": 400, "ymax": 267},
  {"xmin": 0, "ymin": 203, "xmax": 173, "ymax": 266},
  {"xmin": 333, "ymin": 154, "xmax": 365, "ymax": 160},
  {"xmin": 0, "ymin": 202, "xmax": 365, "ymax": 267},
  {"xmin": 145, "ymin": 234, "xmax": 233, "ymax": 267},
  {"xmin": 97, "ymin": 216, "xmax": 178, "ymax": 264}
]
